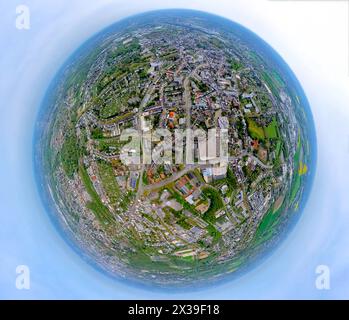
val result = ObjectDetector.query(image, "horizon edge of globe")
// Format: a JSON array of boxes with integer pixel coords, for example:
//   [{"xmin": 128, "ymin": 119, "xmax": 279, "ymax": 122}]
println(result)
[{"xmin": 32, "ymin": 8, "xmax": 317, "ymax": 290}]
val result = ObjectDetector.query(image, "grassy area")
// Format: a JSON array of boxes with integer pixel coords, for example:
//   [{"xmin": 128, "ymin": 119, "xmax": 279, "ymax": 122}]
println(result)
[
  {"xmin": 206, "ymin": 224, "xmax": 222, "ymax": 243},
  {"xmin": 231, "ymin": 60, "xmax": 243, "ymax": 71},
  {"xmin": 60, "ymin": 130, "xmax": 79, "ymax": 179},
  {"xmin": 100, "ymin": 96, "xmax": 128, "ymax": 119},
  {"xmin": 265, "ymin": 118, "xmax": 279, "ymax": 139},
  {"xmin": 142, "ymin": 213, "xmax": 155, "ymax": 223},
  {"xmin": 275, "ymin": 141, "xmax": 283, "ymax": 158},
  {"xmin": 253, "ymin": 131, "xmax": 303, "ymax": 244},
  {"xmin": 271, "ymin": 71, "xmax": 285, "ymax": 88},
  {"xmin": 63, "ymin": 47, "xmax": 102, "ymax": 95},
  {"xmin": 95, "ymin": 138, "xmax": 127, "ymax": 154},
  {"xmin": 110, "ymin": 39, "xmax": 141, "ymax": 59},
  {"xmin": 294, "ymin": 133, "xmax": 301, "ymax": 165},
  {"xmin": 97, "ymin": 161, "xmax": 120, "ymax": 205},
  {"xmin": 126, "ymin": 251, "xmax": 171, "ymax": 272},
  {"xmin": 202, "ymin": 187, "xmax": 224, "ymax": 224},
  {"xmin": 227, "ymin": 166, "xmax": 238, "ymax": 190},
  {"xmin": 91, "ymin": 128, "xmax": 104, "ymax": 139},
  {"xmin": 194, "ymin": 169, "xmax": 205, "ymax": 184},
  {"xmin": 249, "ymin": 52, "xmax": 263, "ymax": 65},
  {"xmin": 96, "ymin": 39, "xmax": 147, "ymax": 100},
  {"xmin": 290, "ymin": 133, "xmax": 302, "ymax": 202},
  {"xmin": 181, "ymin": 255, "xmax": 195, "ymax": 262},
  {"xmin": 255, "ymin": 208, "xmax": 276, "ymax": 236},
  {"xmin": 102, "ymin": 111, "xmax": 134, "ymax": 125},
  {"xmin": 177, "ymin": 218, "xmax": 192, "ymax": 230},
  {"xmin": 165, "ymin": 207, "xmax": 192, "ymax": 230},
  {"xmin": 247, "ymin": 117, "xmax": 279, "ymax": 141},
  {"xmin": 79, "ymin": 164, "xmax": 115, "ymax": 225},
  {"xmin": 254, "ymin": 204, "xmax": 284, "ymax": 242},
  {"xmin": 262, "ymin": 71, "xmax": 279, "ymax": 98},
  {"xmin": 192, "ymin": 78, "xmax": 209, "ymax": 92},
  {"xmin": 209, "ymin": 37, "xmax": 224, "ymax": 49},
  {"xmin": 142, "ymin": 172, "xmax": 149, "ymax": 185},
  {"xmin": 290, "ymin": 174, "xmax": 302, "ymax": 203},
  {"xmin": 247, "ymin": 118, "xmax": 265, "ymax": 141}
]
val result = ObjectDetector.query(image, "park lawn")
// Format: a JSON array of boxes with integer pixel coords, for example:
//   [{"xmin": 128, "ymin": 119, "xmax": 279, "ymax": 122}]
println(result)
[
  {"xmin": 79, "ymin": 164, "xmax": 115, "ymax": 225},
  {"xmin": 247, "ymin": 117, "xmax": 279, "ymax": 141},
  {"xmin": 265, "ymin": 118, "xmax": 279, "ymax": 139},
  {"xmin": 247, "ymin": 119, "xmax": 265, "ymax": 141}
]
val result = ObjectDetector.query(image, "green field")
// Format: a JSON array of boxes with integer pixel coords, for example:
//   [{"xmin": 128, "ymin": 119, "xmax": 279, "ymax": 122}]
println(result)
[
  {"xmin": 247, "ymin": 119, "xmax": 265, "ymax": 140},
  {"xmin": 97, "ymin": 161, "xmax": 121, "ymax": 205},
  {"xmin": 79, "ymin": 164, "xmax": 115, "ymax": 225},
  {"xmin": 256, "ymin": 208, "xmax": 277, "ymax": 236},
  {"xmin": 265, "ymin": 118, "xmax": 279, "ymax": 139},
  {"xmin": 206, "ymin": 224, "xmax": 222, "ymax": 243},
  {"xmin": 290, "ymin": 174, "xmax": 302, "ymax": 203},
  {"xmin": 227, "ymin": 166, "xmax": 238, "ymax": 190},
  {"xmin": 254, "ymin": 205, "xmax": 283, "ymax": 244},
  {"xmin": 262, "ymin": 71, "xmax": 280, "ymax": 98},
  {"xmin": 60, "ymin": 130, "xmax": 79, "ymax": 178},
  {"xmin": 275, "ymin": 141, "xmax": 283, "ymax": 158},
  {"xmin": 202, "ymin": 187, "xmax": 224, "ymax": 224},
  {"xmin": 247, "ymin": 117, "xmax": 279, "ymax": 141},
  {"xmin": 271, "ymin": 71, "xmax": 285, "ymax": 88},
  {"xmin": 290, "ymin": 133, "xmax": 302, "ymax": 202},
  {"xmin": 229, "ymin": 58, "xmax": 243, "ymax": 71},
  {"xmin": 100, "ymin": 101, "xmax": 123, "ymax": 119}
]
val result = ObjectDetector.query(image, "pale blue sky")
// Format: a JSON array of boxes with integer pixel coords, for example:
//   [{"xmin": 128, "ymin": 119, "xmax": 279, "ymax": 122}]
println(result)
[{"xmin": 1, "ymin": 0, "xmax": 349, "ymax": 299}]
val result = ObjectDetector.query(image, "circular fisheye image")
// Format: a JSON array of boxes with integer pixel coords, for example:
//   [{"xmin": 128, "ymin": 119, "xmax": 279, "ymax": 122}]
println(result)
[{"xmin": 34, "ymin": 9, "xmax": 316, "ymax": 287}]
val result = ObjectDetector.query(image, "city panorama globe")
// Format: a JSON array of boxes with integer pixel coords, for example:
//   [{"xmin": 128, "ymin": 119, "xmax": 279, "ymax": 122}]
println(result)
[{"xmin": 34, "ymin": 10, "xmax": 316, "ymax": 287}]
